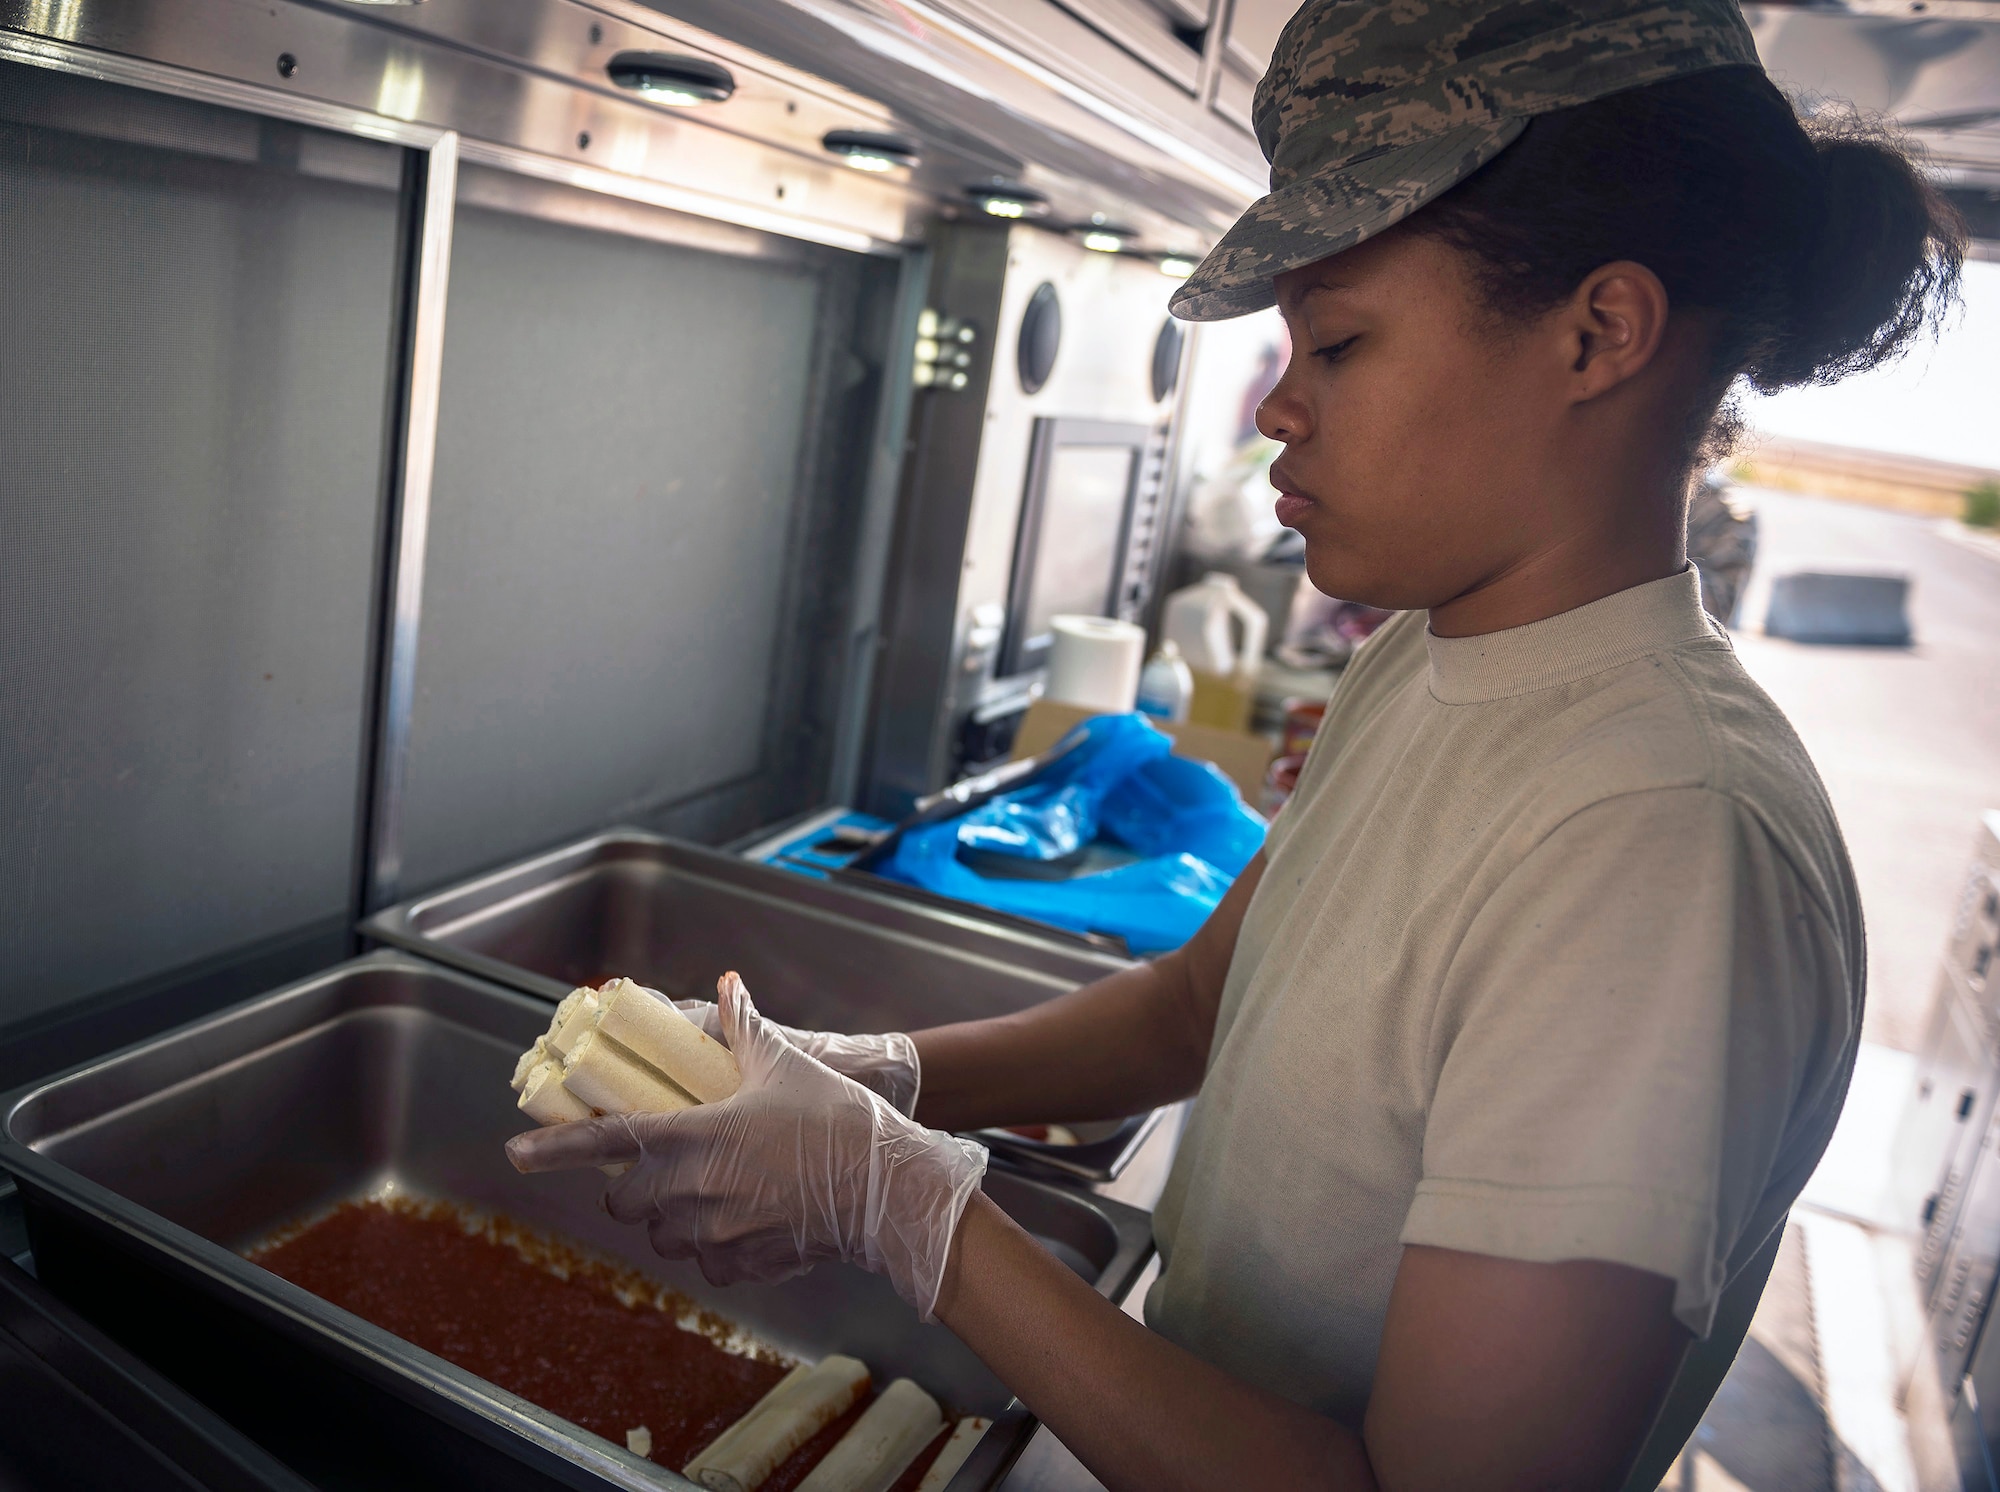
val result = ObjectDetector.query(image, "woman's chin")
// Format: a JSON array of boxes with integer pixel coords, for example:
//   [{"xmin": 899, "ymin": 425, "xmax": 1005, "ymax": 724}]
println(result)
[{"xmin": 1302, "ymin": 546, "xmax": 1370, "ymax": 605}]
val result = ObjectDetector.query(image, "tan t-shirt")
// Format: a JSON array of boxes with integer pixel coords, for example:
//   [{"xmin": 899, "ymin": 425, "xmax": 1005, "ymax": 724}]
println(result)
[{"xmin": 1147, "ymin": 568, "xmax": 1863, "ymax": 1442}]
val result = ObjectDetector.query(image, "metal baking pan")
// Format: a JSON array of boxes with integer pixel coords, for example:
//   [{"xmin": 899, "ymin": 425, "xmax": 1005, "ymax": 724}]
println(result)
[
  {"xmin": 826, "ymin": 866, "xmax": 1133, "ymax": 961},
  {"xmin": 361, "ymin": 831, "xmax": 1157, "ymax": 1182},
  {"xmin": 973, "ymin": 1110, "xmax": 1169, "ymax": 1186},
  {"xmin": 0, "ymin": 953, "xmax": 1153, "ymax": 1492},
  {"xmin": 361, "ymin": 830, "xmax": 1130, "ymax": 1027}
]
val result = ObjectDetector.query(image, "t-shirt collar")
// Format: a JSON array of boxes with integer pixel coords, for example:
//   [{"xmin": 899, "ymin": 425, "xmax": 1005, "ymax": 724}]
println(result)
[{"xmin": 1424, "ymin": 567, "xmax": 1720, "ymax": 705}]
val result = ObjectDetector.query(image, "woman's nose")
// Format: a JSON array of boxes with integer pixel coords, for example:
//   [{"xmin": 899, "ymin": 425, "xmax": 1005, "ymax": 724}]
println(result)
[{"xmin": 1256, "ymin": 387, "xmax": 1308, "ymax": 445}]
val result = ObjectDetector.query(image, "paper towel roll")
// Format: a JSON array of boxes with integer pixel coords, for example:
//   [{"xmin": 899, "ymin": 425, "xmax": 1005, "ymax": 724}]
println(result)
[{"xmin": 1044, "ymin": 615, "xmax": 1145, "ymax": 713}]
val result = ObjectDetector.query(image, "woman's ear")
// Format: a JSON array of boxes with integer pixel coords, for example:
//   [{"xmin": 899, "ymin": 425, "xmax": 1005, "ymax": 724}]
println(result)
[{"xmin": 1559, "ymin": 260, "xmax": 1671, "ymax": 401}]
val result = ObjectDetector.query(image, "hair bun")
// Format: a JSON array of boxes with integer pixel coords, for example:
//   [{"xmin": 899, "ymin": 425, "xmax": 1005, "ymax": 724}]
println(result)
[
  {"xmin": 1410, "ymin": 68, "xmax": 1965, "ymax": 469},
  {"xmin": 1751, "ymin": 123, "xmax": 1964, "ymax": 390}
]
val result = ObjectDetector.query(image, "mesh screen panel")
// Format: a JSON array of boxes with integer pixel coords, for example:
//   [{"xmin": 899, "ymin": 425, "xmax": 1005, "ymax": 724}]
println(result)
[
  {"xmin": 396, "ymin": 204, "xmax": 823, "ymax": 892},
  {"xmin": 0, "ymin": 64, "xmax": 403, "ymax": 1026}
]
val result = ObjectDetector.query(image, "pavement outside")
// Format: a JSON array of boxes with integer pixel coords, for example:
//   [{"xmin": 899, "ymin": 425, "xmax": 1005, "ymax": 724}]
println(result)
[
  {"xmin": 1730, "ymin": 491, "xmax": 2000, "ymax": 1055},
  {"xmin": 1670, "ymin": 486, "xmax": 2000, "ymax": 1492},
  {"xmin": 1663, "ymin": 1222, "xmax": 1830, "ymax": 1492}
]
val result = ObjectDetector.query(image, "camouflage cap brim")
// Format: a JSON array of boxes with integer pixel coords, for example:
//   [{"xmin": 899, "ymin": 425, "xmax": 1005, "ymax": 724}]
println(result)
[{"xmin": 1170, "ymin": 117, "xmax": 1526, "ymax": 322}]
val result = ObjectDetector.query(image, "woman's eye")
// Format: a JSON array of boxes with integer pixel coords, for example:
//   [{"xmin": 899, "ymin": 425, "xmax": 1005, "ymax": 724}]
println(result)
[{"xmin": 1312, "ymin": 335, "xmax": 1358, "ymax": 364}]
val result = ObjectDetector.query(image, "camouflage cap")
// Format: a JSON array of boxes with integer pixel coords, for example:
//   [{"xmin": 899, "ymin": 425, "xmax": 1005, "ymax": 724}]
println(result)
[{"xmin": 1171, "ymin": 0, "xmax": 1760, "ymax": 321}]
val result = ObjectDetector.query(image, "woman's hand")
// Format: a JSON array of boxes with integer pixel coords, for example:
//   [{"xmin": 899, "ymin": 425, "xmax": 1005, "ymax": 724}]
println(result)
[
  {"xmin": 671, "ymin": 998, "xmax": 921, "ymax": 1117},
  {"xmin": 506, "ymin": 975, "xmax": 986, "ymax": 1320}
]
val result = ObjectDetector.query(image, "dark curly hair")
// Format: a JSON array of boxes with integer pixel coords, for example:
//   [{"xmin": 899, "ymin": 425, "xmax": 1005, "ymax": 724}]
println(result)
[{"xmin": 1411, "ymin": 66, "xmax": 1965, "ymax": 465}]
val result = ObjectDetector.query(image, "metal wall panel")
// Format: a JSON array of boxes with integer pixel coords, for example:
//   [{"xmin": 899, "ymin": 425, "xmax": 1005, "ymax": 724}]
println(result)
[
  {"xmin": 0, "ymin": 63, "xmax": 405, "ymax": 1028},
  {"xmin": 395, "ymin": 199, "xmax": 828, "ymax": 892}
]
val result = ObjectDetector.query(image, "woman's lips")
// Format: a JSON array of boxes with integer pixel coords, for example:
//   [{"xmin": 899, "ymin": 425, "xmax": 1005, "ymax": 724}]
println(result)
[{"xmin": 1273, "ymin": 490, "xmax": 1315, "ymax": 528}]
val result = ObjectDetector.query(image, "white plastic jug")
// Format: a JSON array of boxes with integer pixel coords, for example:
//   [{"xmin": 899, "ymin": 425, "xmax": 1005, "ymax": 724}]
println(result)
[{"xmin": 1161, "ymin": 572, "xmax": 1269, "ymax": 678}]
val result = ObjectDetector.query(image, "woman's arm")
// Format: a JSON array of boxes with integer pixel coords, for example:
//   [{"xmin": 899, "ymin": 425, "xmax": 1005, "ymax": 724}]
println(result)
[
  {"xmin": 935, "ymin": 1192, "xmax": 1365, "ymax": 1486},
  {"xmin": 509, "ymin": 933, "xmax": 1688, "ymax": 1491},
  {"xmin": 934, "ymin": 1197, "xmax": 1690, "ymax": 1492},
  {"xmin": 911, "ymin": 852, "xmax": 1265, "ymax": 1133}
]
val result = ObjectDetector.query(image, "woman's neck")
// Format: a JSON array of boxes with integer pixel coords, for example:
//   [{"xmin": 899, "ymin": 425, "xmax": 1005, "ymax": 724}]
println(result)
[{"xmin": 1426, "ymin": 475, "xmax": 1691, "ymax": 639}]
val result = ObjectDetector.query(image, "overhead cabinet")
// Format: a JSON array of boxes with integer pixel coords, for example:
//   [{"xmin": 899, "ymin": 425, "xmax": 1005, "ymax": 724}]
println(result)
[
  {"xmin": 1041, "ymin": 0, "xmax": 1294, "ymax": 130},
  {"xmin": 1221, "ymin": 0, "xmax": 1293, "ymax": 76},
  {"xmin": 1211, "ymin": 0, "xmax": 1295, "ymax": 133},
  {"xmin": 1055, "ymin": 0, "xmax": 1213, "ymax": 91}
]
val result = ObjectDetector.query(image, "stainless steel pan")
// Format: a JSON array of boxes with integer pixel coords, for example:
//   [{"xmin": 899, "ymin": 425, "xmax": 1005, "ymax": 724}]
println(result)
[
  {"xmin": 0, "ymin": 953, "xmax": 1152, "ymax": 1491},
  {"xmin": 360, "ymin": 832, "xmax": 1156, "ymax": 1181},
  {"xmin": 360, "ymin": 832, "xmax": 1129, "ymax": 1023}
]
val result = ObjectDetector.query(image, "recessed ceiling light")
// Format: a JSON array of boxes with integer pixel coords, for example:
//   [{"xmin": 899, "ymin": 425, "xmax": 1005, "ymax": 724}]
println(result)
[
  {"xmin": 823, "ymin": 130, "xmax": 923, "ymax": 172},
  {"xmin": 1158, "ymin": 255, "xmax": 1198, "ymax": 279},
  {"xmin": 606, "ymin": 52, "xmax": 735, "ymax": 107}
]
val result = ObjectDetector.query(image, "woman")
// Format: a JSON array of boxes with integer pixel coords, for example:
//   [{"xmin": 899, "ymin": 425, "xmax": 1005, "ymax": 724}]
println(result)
[{"xmin": 509, "ymin": 1, "xmax": 1963, "ymax": 1485}]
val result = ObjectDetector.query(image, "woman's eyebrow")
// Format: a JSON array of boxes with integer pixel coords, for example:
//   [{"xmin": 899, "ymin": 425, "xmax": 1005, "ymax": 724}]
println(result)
[{"xmin": 1280, "ymin": 279, "xmax": 1357, "ymax": 313}]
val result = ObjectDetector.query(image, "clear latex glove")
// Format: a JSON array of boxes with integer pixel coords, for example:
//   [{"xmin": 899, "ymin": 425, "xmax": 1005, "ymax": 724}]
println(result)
[
  {"xmin": 507, "ymin": 974, "xmax": 986, "ymax": 1322},
  {"xmin": 673, "ymin": 997, "xmax": 921, "ymax": 1118}
]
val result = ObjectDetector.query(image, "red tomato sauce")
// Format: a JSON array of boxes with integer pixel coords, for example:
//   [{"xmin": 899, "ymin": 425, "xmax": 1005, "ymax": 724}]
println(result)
[{"xmin": 248, "ymin": 1197, "xmax": 887, "ymax": 1484}]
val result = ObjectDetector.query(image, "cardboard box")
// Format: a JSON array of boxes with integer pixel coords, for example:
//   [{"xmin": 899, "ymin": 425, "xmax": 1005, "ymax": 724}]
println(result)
[{"xmin": 1010, "ymin": 699, "xmax": 1276, "ymax": 804}]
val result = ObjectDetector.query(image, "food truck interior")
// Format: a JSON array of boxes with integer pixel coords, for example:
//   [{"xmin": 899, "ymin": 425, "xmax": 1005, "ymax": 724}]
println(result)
[{"xmin": 1, "ymin": 1, "xmax": 1998, "ymax": 1489}]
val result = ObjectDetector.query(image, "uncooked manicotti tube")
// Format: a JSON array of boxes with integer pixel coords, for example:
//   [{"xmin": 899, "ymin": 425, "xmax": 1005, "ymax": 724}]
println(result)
[
  {"xmin": 517, "ymin": 1060, "xmax": 591, "ymax": 1125},
  {"xmin": 594, "ymin": 977, "xmax": 741, "ymax": 1104},
  {"xmin": 914, "ymin": 1418, "xmax": 991, "ymax": 1492},
  {"xmin": 562, "ymin": 1027, "xmax": 696, "ymax": 1116},
  {"xmin": 519, "ymin": 1059, "xmax": 629, "ymax": 1176},
  {"xmin": 511, "ymin": 1037, "xmax": 551, "ymax": 1093},
  {"xmin": 684, "ymin": 1355, "xmax": 871, "ymax": 1492},
  {"xmin": 795, "ymin": 1377, "xmax": 941, "ymax": 1492},
  {"xmin": 547, "ymin": 991, "xmax": 601, "ymax": 1059}
]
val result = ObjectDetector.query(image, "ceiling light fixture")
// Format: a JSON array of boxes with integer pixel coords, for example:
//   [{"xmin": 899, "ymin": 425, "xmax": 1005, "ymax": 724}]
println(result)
[
  {"xmin": 965, "ymin": 181, "xmax": 1049, "ymax": 220},
  {"xmin": 605, "ymin": 52, "xmax": 735, "ymax": 107},
  {"xmin": 1157, "ymin": 255, "xmax": 1197, "ymax": 279},
  {"xmin": 822, "ymin": 130, "xmax": 923, "ymax": 173}
]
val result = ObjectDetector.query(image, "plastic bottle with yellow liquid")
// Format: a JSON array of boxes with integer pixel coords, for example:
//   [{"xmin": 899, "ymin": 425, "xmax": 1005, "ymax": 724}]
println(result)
[{"xmin": 1160, "ymin": 572, "xmax": 1267, "ymax": 732}]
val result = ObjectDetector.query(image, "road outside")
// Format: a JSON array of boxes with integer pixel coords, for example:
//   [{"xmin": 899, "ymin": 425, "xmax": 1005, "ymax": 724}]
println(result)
[
  {"xmin": 1731, "ymin": 488, "xmax": 2000, "ymax": 1054},
  {"xmin": 1670, "ymin": 486, "xmax": 2000, "ymax": 1492}
]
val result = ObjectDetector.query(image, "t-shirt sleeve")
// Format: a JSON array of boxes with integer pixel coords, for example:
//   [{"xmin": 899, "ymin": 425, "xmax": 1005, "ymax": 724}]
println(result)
[{"xmin": 1400, "ymin": 787, "xmax": 1853, "ymax": 1336}]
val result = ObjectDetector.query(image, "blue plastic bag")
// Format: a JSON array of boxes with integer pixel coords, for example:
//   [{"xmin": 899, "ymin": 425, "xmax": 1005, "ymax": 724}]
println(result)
[
  {"xmin": 1100, "ymin": 752, "xmax": 1264, "ymax": 872},
  {"xmin": 952, "ymin": 713, "xmax": 1174, "ymax": 862},
  {"xmin": 879, "ymin": 714, "xmax": 1266, "ymax": 953}
]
